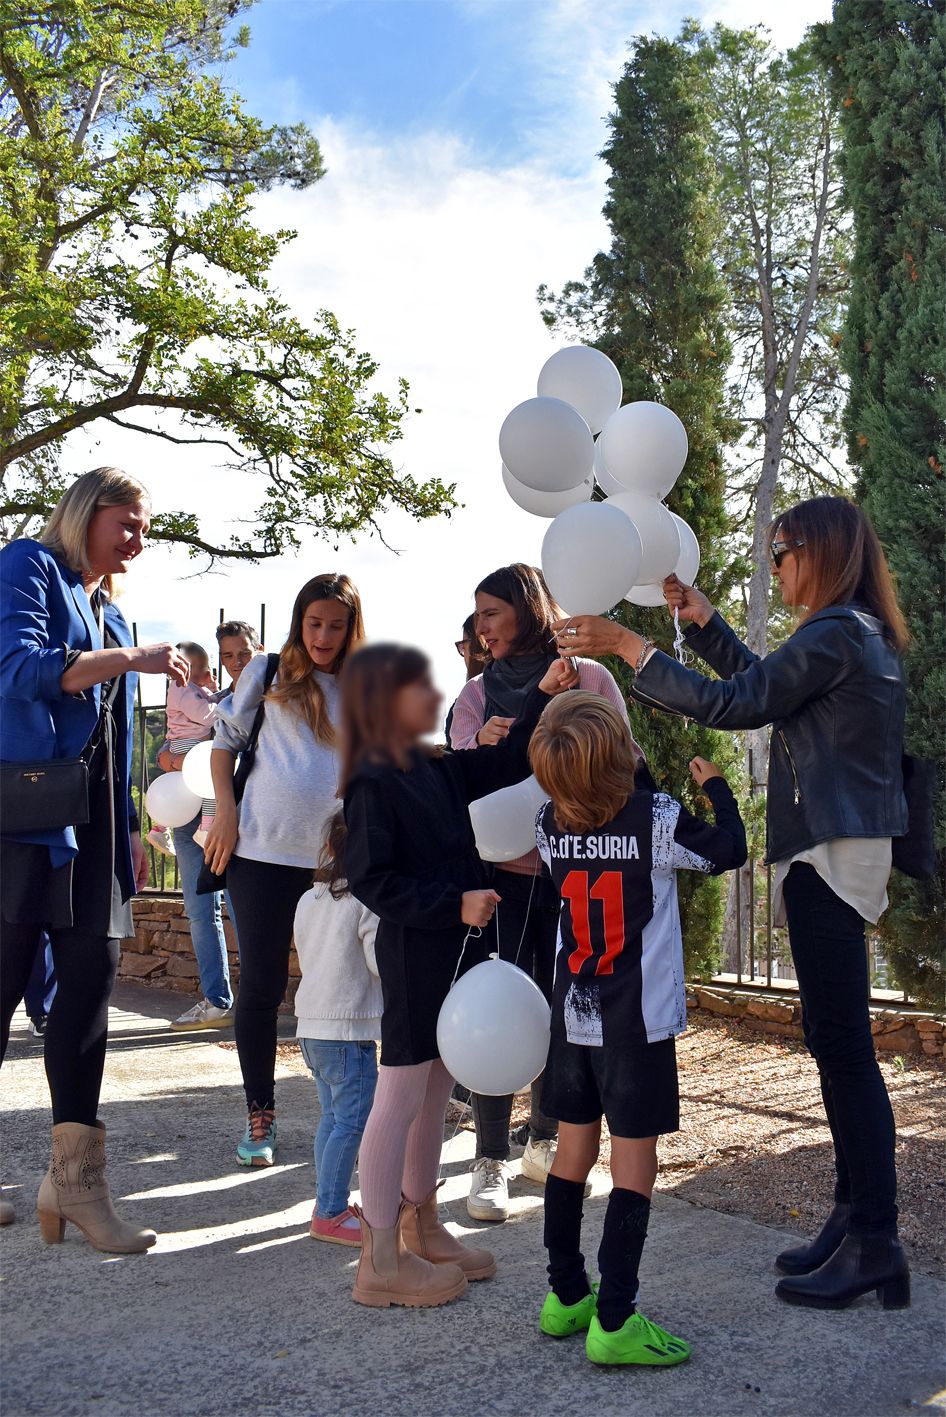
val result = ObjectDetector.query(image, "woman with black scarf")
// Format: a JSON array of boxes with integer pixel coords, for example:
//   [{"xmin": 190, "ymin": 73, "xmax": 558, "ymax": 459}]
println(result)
[{"xmin": 449, "ymin": 564, "xmax": 636, "ymax": 1223}]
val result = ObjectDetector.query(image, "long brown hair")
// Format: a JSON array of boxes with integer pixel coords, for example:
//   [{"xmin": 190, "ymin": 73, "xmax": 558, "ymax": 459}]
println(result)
[
  {"xmin": 338, "ymin": 642, "xmax": 431, "ymax": 793},
  {"xmin": 267, "ymin": 573, "xmax": 365, "ymax": 742},
  {"xmin": 475, "ymin": 563, "xmax": 561, "ymax": 656},
  {"xmin": 316, "ymin": 810, "xmax": 351, "ymax": 900},
  {"xmin": 771, "ymin": 498, "xmax": 908, "ymax": 652},
  {"xmin": 529, "ymin": 693, "xmax": 641, "ymax": 833}
]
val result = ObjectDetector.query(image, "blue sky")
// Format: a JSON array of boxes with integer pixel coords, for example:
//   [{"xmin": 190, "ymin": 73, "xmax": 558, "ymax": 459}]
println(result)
[{"xmin": 75, "ymin": 0, "xmax": 832, "ymax": 702}]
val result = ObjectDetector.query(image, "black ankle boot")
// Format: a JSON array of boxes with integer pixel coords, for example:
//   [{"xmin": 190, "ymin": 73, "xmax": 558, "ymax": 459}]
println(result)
[
  {"xmin": 775, "ymin": 1232, "xmax": 910, "ymax": 1310},
  {"xmin": 775, "ymin": 1202, "xmax": 851, "ymax": 1276}
]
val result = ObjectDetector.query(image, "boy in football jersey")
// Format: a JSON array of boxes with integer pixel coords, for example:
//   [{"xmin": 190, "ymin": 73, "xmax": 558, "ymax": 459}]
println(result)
[{"xmin": 529, "ymin": 691, "xmax": 746, "ymax": 1368}]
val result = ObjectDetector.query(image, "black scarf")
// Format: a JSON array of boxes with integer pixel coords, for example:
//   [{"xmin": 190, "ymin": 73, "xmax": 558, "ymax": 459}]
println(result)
[{"xmin": 482, "ymin": 651, "xmax": 556, "ymax": 722}]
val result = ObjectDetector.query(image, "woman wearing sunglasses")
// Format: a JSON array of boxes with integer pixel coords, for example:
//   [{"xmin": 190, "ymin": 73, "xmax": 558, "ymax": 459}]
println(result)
[{"xmin": 552, "ymin": 497, "xmax": 911, "ymax": 1313}]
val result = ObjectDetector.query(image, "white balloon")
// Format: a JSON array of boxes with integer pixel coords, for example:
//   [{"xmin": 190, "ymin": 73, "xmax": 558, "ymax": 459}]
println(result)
[
  {"xmin": 671, "ymin": 512, "xmax": 701, "ymax": 584},
  {"xmin": 542, "ymin": 502, "xmax": 643, "ymax": 616},
  {"xmin": 499, "ymin": 397, "xmax": 594, "ymax": 493},
  {"xmin": 593, "ymin": 438, "xmax": 626, "ymax": 497},
  {"xmin": 537, "ymin": 346, "xmax": 624, "ymax": 436},
  {"xmin": 608, "ymin": 491, "xmax": 681, "ymax": 585},
  {"xmin": 623, "ymin": 513, "xmax": 701, "ymax": 606},
  {"xmin": 145, "ymin": 773, "xmax": 203, "ymax": 829},
  {"xmin": 501, "ymin": 464, "xmax": 593, "ymax": 519},
  {"xmin": 469, "ymin": 775, "xmax": 549, "ymax": 863},
  {"xmin": 181, "ymin": 741, "xmax": 217, "ymax": 799},
  {"xmin": 624, "ymin": 582, "xmax": 667, "ymax": 607},
  {"xmin": 598, "ymin": 401, "xmax": 688, "ymax": 498},
  {"xmin": 437, "ymin": 957, "xmax": 551, "ymax": 1095}
]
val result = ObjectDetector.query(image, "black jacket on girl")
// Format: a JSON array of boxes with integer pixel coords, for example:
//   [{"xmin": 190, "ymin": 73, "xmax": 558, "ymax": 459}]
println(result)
[{"xmin": 344, "ymin": 685, "xmax": 551, "ymax": 1066}]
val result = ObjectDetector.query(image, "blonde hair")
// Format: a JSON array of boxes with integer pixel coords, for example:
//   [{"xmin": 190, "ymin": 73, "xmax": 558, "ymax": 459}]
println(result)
[
  {"xmin": 529, "ymin": 692, "xmax": 641, "ymax": 833},
  {"xmin": 267, "ymin": 573, "xmax": 365, "ymax": 743},
  {"xmin": 39, "ymin": 467, "xmax": 150, "ymax": 596}
]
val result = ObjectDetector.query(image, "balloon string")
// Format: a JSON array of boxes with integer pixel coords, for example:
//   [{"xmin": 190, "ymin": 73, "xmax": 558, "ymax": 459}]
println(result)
[
  {"xmin": 449, "ymin": 925, "xmax": 482, "ymax": 990},
  {"xmin": 672, "ymin": 608, "xmax": 693, "ymax": 668}
]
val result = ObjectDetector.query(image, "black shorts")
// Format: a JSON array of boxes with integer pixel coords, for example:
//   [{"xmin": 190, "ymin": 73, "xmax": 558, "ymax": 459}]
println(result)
[{"xmin": 541, "ymin": 1021, "xmax": 679, "ymax": 1139}]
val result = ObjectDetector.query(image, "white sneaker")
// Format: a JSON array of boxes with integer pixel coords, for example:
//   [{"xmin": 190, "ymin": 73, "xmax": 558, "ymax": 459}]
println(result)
[
  {"xmin": 170, "ymin": 998, "xmax": 233, "ymax": 1031},
  {"xmin": 521, "ymin": 1138, "xmax": 592, "ymax": 1196},
  {"xmin": 147, "ymin": 826, "xmax": 176, "ymax": 857},
  {"xmin": 467, "ymin": 1158, "xmax": 510, "ymax": 1222}
]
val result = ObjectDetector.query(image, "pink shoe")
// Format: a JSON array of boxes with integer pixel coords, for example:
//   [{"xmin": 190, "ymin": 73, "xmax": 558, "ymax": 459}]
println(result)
[{"xmin": 309, "ymin": 1207, "xmax": 362, "ymax": 1247}]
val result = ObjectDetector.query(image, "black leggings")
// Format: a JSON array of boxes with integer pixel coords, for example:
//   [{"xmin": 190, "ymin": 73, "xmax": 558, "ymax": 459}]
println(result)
[
  {"xmin": 1, "ymin": 919, "xmax": 119, "ymax": 1125},
  {"xmin": 473, "ymin": 868, "xmax": 560, "ymax": 1160},
  {"xmin": 783, "ymin": 862, "xmax": 898, "ymax": 1234},
  {"xmin": 226, "ymin": 854, "xmax": 313, "ymax": 1110}
]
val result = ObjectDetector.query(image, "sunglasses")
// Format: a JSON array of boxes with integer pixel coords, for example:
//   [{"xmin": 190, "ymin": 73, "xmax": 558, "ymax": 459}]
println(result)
[
  {"xmin": 456, "ymin": 639, "xmax": 487, "ymax": 658},
  {"xmin": 770, "ymin": 537, "xmax": 805, "ymax": 569}
]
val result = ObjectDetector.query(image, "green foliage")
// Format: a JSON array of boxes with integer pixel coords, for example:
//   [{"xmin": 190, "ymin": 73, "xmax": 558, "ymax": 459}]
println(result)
[
  {"xmin": 0, "ymin": 0, "xmax": 455, "ymax": 557},
  {"xmin": 539, "ymin": 35, "xmax": 742, "ymax": 979},
  {"xmin": 813, "ymin": 0, "xmax": 946, "ymax": 1008}
]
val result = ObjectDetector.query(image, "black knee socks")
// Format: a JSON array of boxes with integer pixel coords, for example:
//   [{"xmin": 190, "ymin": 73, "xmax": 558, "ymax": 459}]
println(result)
[
  {"xmin": 544, "ymin": 1174, "xmax": 591, "ymax": 1305},
  {"xmin": 597, "ymin": 1187, "xmax": 650, "ymax": 1332}
]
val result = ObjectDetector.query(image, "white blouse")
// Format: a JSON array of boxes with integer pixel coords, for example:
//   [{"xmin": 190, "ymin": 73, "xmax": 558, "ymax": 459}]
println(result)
[{"xmin": 772, "ymin": 837, "xmax": 892, "ymax": 927}]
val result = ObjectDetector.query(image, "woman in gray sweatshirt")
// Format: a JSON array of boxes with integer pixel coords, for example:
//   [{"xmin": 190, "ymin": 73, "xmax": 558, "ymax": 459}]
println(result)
[{"xmin": 204, "ymin": 573, "xmax": 365, "ymax": 1168}]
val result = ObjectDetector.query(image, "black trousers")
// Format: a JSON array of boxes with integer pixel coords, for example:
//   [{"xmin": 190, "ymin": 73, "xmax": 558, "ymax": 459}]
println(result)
[
  {"xmin": 473, "ymin": 868, "xmax": 560, "ymax": 1160},
  {"xmin": 783, "ymin": 862, "xmax": 898, "ymax": 1234},
  {"xmin": 1, "ymin": 919, "xmax": 118, "ymax": 1125},
  {"xmin": 226, "ymin": 854, "xmax": 313, "ymax": 1110}
]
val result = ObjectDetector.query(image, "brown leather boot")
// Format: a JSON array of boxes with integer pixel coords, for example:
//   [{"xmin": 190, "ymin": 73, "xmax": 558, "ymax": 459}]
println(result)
[
  {"xmin": 400, "ymin": 1184, "xmax": 497, "ymax": 1280},
  {"xmin": 351, "ymin": 1202, "xmax": 468, "ymax": 1308},
  {"xmin": 37, "ymin": 1121, "xmax": 157, "ymax": 1254}
]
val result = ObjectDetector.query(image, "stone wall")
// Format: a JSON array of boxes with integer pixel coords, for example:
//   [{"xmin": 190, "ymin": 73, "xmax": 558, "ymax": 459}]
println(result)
[
  {"xmin": 688, "ymin": 985, "xmax": 946, "ymax": 1061},
  {"xmin": 120, "ymin": 900, "xmax": 944, "ymax": 1054},
  {"xmin": 121, "ymin": 895, "xmax": 300, "ymax": 1006}
]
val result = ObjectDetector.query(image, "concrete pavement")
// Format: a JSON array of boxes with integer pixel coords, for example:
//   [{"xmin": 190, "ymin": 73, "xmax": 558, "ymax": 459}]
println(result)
[{"xmin": 1, "ymin": 983, "xmax": 944, "ymax": 1417}]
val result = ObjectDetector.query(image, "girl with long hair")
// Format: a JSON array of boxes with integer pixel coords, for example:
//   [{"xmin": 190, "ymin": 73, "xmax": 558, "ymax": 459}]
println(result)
[
  {"xmin": 449, "ymin": 563, "xmax": 637, "ymax": 1222},
  {"xmin": 553, "ymin": 496, "xmax": 912, "ymax": 1311},
  {"xmin": 205, "ymin": 573, "xmax": 364, "ymax": 1165},
  {"xmin": 340, "ymin": 642, "xmax": 575, "ymax": 1308}
]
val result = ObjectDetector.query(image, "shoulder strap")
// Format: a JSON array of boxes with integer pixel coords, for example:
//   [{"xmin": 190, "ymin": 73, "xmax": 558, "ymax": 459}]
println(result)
[{"xmin": 232, "ymin": 654, "xmax": 280, "ymax": 803}]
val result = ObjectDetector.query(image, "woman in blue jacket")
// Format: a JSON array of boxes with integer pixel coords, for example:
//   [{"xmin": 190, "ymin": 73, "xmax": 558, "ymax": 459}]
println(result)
[
  {"xmin": 0, "ymin": 467, "xmax": 189, "ymax": 1251},
  {"xmin": 553, "ymin": 498, "xmax": 911, "ymax": 1313}
]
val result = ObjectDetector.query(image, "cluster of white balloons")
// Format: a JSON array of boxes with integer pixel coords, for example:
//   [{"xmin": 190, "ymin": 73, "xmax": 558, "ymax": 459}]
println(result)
[
  {"xmin": 498, "ymin": 345, "xmax": 700, "ymax": 615},
  {"xmin": 144, "ymin": 742, "xmax": 229, "ymax": 831}
]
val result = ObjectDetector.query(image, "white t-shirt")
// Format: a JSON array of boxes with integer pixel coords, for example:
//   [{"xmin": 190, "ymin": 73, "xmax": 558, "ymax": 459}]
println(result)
[{"xmin": 772, "ymin": 837, "xmax": 892, "ymax": 927}]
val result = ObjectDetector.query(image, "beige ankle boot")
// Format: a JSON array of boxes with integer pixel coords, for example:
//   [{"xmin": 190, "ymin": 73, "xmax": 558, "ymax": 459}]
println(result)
[
  {"xmin": 400, "ymin": 1184, "xmax": 496, "ymax": 1280},
  {"xmin": 37, "ymin": 1121, "xmax": 156, "ymax": 1254},
  {"xmin": 351, "ymin": 1202, "xmax": 467, "ymax": 1308}
]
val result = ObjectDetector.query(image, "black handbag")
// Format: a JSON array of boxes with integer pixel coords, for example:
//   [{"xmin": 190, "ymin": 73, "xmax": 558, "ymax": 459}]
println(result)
[
  {"xmin": 195, "ymin": 654, "xmax": 280, "ymax": 895},
  {"xmin": 0, "ymin": 601, "xmax": 106, "ymax": 836},
  {"xmin": 892, "ymin": 754, "xmax": 936, "ymax": 880},
  {"xmin": 0, "ymin": 757, "xmax": 90, "ymax": 834}
]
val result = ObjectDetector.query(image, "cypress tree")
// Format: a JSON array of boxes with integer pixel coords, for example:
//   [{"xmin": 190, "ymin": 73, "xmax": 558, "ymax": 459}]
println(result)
[
  {"xmin": 815, "ymin": 0, "xmax": 946, "ymax": 1004},
  {"xmin": 540, "ymin": 33, "xmax": 741, "ymax": 978}
]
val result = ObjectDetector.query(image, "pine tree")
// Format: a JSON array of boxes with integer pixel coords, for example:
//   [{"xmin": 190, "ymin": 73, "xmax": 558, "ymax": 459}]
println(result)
[
  {"xmin": 814, "ymin": 0, "xmax": 946, "ymax": 1005},
  {"xmin": 539, "ymin": 34, "xmax": 742, "ymax": 978}
]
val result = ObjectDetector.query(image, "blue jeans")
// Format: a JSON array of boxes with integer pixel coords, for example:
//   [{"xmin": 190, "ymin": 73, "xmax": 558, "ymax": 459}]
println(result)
[
  {"xmin": 172, "ymin": 813, "xmax": 235, "ymax": 1010},
  {"xmin": 299, "ymin": 1038, "xmax": 378, "ymax": 1218}
]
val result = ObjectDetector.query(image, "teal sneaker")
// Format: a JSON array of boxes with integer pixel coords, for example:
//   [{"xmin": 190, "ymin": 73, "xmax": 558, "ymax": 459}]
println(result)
[
  {"xmin": 236, "ymin": 1106, "xmax": 276, "ymax": 1167},
  {"xmin": 585, "ymin": 1311, "xmax": 691, "ymax": 1367},
  {"xmin": 539, "ymin": 1289, "xmax": 597, "ymax": 1338}
]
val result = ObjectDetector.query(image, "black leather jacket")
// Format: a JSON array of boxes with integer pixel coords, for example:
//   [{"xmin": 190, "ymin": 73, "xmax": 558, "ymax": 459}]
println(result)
[{"xmin": 631, "ymin": 606, "xmax": 907, "ymax": 865}]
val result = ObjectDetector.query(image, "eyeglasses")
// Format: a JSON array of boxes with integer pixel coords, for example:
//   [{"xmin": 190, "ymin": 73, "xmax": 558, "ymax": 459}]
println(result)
[
  {"xmin": 770, "ymin": 537, "xmax": 805, "ymax": 569},
  {"xmin": 455, "ymin": 640, "xmax": 467, "ymax": 656}
]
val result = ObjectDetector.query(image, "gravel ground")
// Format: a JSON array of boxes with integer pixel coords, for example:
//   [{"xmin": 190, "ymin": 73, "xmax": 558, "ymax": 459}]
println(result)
[{"xmin": 259, "ymin": 1012, "xmax": 946, "ymax": 1277}]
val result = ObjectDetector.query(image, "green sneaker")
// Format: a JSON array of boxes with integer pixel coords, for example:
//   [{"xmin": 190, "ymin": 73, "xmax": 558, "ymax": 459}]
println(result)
[
  {"xmin": 236, "ymin": 1106, "xmax": 276, "ymax": 1167},
  {"xmin": 585, "ymin": 1311, "xmax": 691, "ymax": 1367},
  {"xmin": 539, "ymin": 1289, "xmax": 597, "ymax": 1338}
]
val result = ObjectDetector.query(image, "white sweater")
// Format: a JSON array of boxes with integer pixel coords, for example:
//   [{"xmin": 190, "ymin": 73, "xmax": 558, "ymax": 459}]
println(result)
[
  {"xmin": 212, "ymin": 655, "xmax": 341, "ymax": 870},
  {"xmin": 293, "ymin": 883, "xmax": 382, "ymax": 1043}
]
